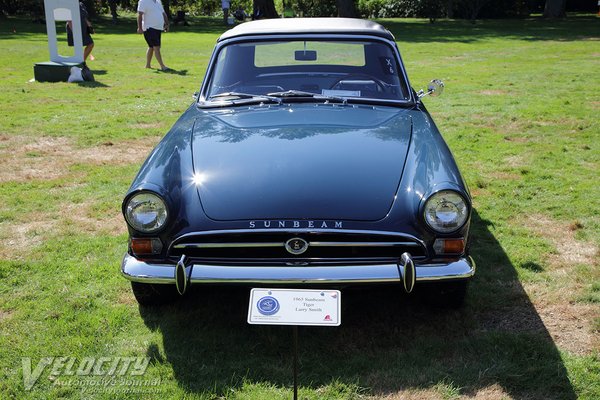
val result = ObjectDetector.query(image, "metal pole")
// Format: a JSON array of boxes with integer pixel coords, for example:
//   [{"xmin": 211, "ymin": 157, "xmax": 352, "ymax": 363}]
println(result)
[{"xmin": 293, "ymin": 325, "xmax": 298, "ymax": 400}]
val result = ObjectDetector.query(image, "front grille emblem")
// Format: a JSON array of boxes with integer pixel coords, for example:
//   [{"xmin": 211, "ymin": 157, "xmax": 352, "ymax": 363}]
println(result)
[{"xmin": 285, "ymin": 237, "xmax": 309, "ymax": 255}]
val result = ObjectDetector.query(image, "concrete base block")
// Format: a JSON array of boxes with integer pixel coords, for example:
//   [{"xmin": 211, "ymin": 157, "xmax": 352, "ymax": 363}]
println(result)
[{"xmin": 34, "ymin": 61, "xmax": 84, "ymax": 82}]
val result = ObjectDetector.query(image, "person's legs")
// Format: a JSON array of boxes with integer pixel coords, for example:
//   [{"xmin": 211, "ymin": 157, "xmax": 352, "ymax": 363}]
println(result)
[
  {"xmin": 223, "ymin": 8, "xmax": 229, "ymax": 24},
  {"xmin": 146, "ymin": 47, "xmax": 154, "ymax": 68},
  {"xmin": 84, "ymin": 43, "xmax": 94, "ymax": 60},
  {"xmin": 153, "ymin": 46, "xmax": 168, "ymax": 70},
  {"xmin": 143, "ymin": 28, "xmax": 167, "ymax": 70},
  {"xmin": 144, "ymin": 28, "xmax": 159, "ymax": 68}
]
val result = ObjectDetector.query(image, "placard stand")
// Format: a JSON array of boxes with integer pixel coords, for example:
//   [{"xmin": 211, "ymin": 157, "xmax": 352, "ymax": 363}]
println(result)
[
  {"xmin": 293, "ymin": 325, "xmax": 298, "ymax": 400},
  {"xmin": 234, "ymin": 255, "xmax": 415, "ymax": 398},
  {"xmin": 248, "ymin": 288, "xmax": 342, "ymax": 399}
]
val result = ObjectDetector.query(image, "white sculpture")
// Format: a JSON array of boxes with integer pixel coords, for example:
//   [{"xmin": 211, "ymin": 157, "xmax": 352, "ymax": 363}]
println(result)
[{"xmin": 44, "ymin": 0, "xmax": 84, "ymax": 63}]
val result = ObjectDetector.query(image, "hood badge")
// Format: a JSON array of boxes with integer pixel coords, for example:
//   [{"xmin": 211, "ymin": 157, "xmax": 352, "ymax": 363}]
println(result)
[{"xmin": 285, "ymin": 238, "xmax": 309, "ymax": 255}]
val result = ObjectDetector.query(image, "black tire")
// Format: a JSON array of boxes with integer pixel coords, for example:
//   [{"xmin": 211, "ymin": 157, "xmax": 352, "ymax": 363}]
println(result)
[
  {"xmin": 421, "ymin": 280, "xmax": 469, "ymax": 309},
  {"xmin": 130, "ymin": 282, "xmax": 179, "ymax": 306}
]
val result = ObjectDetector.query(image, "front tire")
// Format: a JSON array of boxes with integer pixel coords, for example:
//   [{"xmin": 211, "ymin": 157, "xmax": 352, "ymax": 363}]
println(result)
[{"xmin": 131, "ymin": 282, "xmax": 179, "ymax": 306}]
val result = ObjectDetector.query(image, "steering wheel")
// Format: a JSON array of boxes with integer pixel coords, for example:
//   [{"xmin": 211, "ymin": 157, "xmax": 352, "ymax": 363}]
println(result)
[{"xmin": 329, "ymin": 74, "xmax": 387, "ymax": 93}]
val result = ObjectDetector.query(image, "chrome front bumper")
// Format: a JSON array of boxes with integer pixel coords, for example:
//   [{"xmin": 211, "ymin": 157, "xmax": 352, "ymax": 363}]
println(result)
[{"xmin": 121, "ymin": 254, "xmax": 475, "ymax": 285}]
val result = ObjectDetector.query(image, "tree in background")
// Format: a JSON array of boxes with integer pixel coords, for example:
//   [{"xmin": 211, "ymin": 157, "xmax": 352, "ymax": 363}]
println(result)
[
  {"xmin": 81, "ymin": 0, "xmax": 97, "ymax": 18},
  {"xmin": 446, "ymin": 0, "xmax": 454, "ymax": 18},
  {"xmin": 285, "ymin": 0, "xmax": 336, "ymax": 17},
  {"xmin": 461, "ymin": 0, "xmax": 491, "ymax": 21},
  {"xmin": 336, "ymin": 0, "xmax": 357, "ymax": 17},
  {"xmin": 543, "ymin": 0, "xmax": 566, "ymax": 17},
  {"xmin": 254, "ymin": 0, "xmax": 279, "ymax": 18},
  {"xmin": 1, "ymin": 0, "xmax": 591, "ymax": 20}
]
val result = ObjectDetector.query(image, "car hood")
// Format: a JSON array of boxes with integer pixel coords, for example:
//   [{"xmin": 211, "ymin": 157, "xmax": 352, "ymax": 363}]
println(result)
[{"xmin": 192, "ymin": 105, "xmax": 412, "ymax": 221}]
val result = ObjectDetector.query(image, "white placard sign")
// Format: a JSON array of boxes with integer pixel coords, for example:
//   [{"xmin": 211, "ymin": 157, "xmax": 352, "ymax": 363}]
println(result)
[{"xmin": 248, "ymin": 288, "xmax": 341, "ymax": 326}]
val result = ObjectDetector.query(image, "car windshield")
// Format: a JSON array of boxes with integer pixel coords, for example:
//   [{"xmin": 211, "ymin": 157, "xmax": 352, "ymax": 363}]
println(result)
[{"xmin": 202, "ymin": 39, "xmax": 411, "ymax": 106}]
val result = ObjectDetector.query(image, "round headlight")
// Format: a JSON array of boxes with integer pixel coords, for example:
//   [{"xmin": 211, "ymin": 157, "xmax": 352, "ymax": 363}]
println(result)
[
  {"xmin": 424, "ymin": 190, "xmax": 468, "ymax": 233},
  {"xmin": 125, "ymin": 192, "xmax": 168, "ymax": 233}
]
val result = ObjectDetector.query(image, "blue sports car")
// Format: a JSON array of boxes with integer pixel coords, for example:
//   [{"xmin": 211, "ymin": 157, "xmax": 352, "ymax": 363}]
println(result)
[{"xmin": 121, "ymin": 18, "xmax": 475, "ymax": 306}]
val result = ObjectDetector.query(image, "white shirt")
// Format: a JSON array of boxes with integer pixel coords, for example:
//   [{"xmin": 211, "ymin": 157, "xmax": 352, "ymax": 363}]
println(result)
[{"xmin": 137, "ymin": 0, "xmax": 165, "ymax": 31}]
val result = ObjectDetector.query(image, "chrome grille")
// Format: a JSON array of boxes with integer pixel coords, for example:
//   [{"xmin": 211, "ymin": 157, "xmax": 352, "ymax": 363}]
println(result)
[{"xmin": 168, "ymin": 230, "xmax": 427, "ymax": 266}]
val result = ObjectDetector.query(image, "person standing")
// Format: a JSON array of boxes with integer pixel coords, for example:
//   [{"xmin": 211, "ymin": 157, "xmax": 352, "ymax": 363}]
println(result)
[
  {"xmin": 66, "ymin": 1, "xmax": 94, "ymax": 61},
  {"xmin": 222, "ymin": 0, "xmax": 230, "ymax": 24},
  {"xmin": 137, "ymin": 0, "xmax": 170, "ymax": 71}
]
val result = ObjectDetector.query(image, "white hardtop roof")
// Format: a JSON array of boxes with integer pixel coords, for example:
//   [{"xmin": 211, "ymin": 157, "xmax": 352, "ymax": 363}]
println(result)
[{"xmin": 218, "ymin": 18, "xmax": 395, "ymax": 42}]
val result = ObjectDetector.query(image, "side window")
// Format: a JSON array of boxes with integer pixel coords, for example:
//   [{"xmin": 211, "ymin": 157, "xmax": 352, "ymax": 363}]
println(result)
[
  {"xmin": 210, "ymin": 46, "xmax": 228, "ymax": 90},
  {"xmin": 208, "ymin": 45, "xmax": 256, "ymax": 95}
]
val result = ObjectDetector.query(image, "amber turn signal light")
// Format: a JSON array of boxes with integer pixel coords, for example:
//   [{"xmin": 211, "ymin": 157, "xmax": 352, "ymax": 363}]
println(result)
[
  {"xmin": 433, "ymin": 238, "xmax": 465, "ymax": 255},
  {"xmin": 130, "ymin": 238, "xmax": 163, "ymax": 255}
]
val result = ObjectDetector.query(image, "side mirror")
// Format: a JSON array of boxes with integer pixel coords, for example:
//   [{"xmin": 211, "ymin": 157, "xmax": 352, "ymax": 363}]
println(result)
[
  {"xmin": 427, "ymin": 79, "xmax": 444, "ymax": 97},
  {"xmin": 417, "ymin": 79, "xmax": 444, "ymax": 98},
  {"xmin": 192, "ymin": 91, "xmax": 199, "ymax": 101}
]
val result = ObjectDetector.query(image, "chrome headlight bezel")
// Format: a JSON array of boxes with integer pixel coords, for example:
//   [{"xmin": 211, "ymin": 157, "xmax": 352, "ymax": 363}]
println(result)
[
  {"xmin": 422, "ymin": 190, "xmax": 469, "ymax": 234},
  {"xmin": 124, "ymin": 191, "xmax": 169, "ymax": 234}
]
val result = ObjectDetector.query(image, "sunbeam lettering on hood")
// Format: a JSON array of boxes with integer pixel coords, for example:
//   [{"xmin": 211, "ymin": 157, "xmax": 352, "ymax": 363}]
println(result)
[
  {"xmin": 192, "ymin": 105, "xmax": 412, "ymax": 222},
  {"xmin": 249, "ymin": 220, "xmax": 343, "ymax": 229}
]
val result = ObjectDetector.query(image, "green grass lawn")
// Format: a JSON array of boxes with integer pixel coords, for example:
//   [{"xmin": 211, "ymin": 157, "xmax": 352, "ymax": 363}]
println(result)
[{"xmin": 0, "ymin": 13, "xmax": 598, "ymax": 399}]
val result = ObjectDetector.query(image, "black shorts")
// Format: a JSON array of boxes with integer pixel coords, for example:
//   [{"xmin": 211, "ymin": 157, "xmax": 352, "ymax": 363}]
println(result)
[
  {"xmin": 67, "ymin": 26, "xmax": 94, "ymax": 46},
  {"xmin": 143, "ymin": 28, "xmax": 162, "ymax": 48}
]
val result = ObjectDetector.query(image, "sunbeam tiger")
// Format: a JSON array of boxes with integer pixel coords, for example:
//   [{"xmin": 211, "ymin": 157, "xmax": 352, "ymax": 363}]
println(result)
[{"xmin": 120, "ymin": 17, "xmax": 475, "ymax": 308}]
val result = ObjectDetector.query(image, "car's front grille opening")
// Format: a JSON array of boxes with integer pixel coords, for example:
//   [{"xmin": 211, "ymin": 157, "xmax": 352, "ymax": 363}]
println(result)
[{"xmin": 168, "ymin": 231, "xmax": 427, "ymax": 266}]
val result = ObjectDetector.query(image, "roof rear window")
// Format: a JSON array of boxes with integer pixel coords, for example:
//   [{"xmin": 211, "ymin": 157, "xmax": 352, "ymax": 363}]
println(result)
[{"xmin": 254, "ymin": 41, "xmax": 366, "ymax": 67}]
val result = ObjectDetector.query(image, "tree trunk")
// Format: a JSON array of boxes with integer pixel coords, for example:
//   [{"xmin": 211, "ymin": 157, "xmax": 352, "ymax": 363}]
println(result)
[
  {"xmin": 446, "ymin": 0, "xmax": 454, "ymax": 18},
  {"xmin": 163, "ymin": 0, "xmax": 171, "ymax": 19},
  {"xmin": 467, "ymin": 0, "xmax": 490, "ymax": 22},
  {"xmin": 254, "ymin": 0, "xmax": 279, "ymax": 19},
  {"xmin": 81, "ymin": 0, "xmax": 97, "ymax": 19},
  {"xmin": 264, "ymin": 0, "xmax": 279, "ymax": 18},
  {"xmin": 336, "ymin": 0, "xmax": 357, "ymax": 18},
  {"xmin": 543, "ymin": 0, "xmax": 566, "ymax": 18}
]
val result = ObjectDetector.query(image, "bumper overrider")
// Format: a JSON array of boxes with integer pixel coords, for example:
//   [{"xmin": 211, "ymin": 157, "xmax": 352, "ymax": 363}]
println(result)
[{"xmin": 121, "ymin": 253, "xmax": 476, "ymax": 293}]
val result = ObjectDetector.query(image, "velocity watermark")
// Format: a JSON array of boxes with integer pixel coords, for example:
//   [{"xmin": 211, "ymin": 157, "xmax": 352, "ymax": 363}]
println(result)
[{"xmin": 22, "ymin": 356, "xmax": 161, "ymax": 393}]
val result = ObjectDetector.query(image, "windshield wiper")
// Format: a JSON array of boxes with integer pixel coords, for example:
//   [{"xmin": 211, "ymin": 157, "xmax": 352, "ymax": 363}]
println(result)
[
  {"xmin": 208, "ymin": 92, "xmax": 282, "ymax": 104},
  {"xmin": 267, "ymin": 90, "xmax": 348, "ymax": 105}
]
